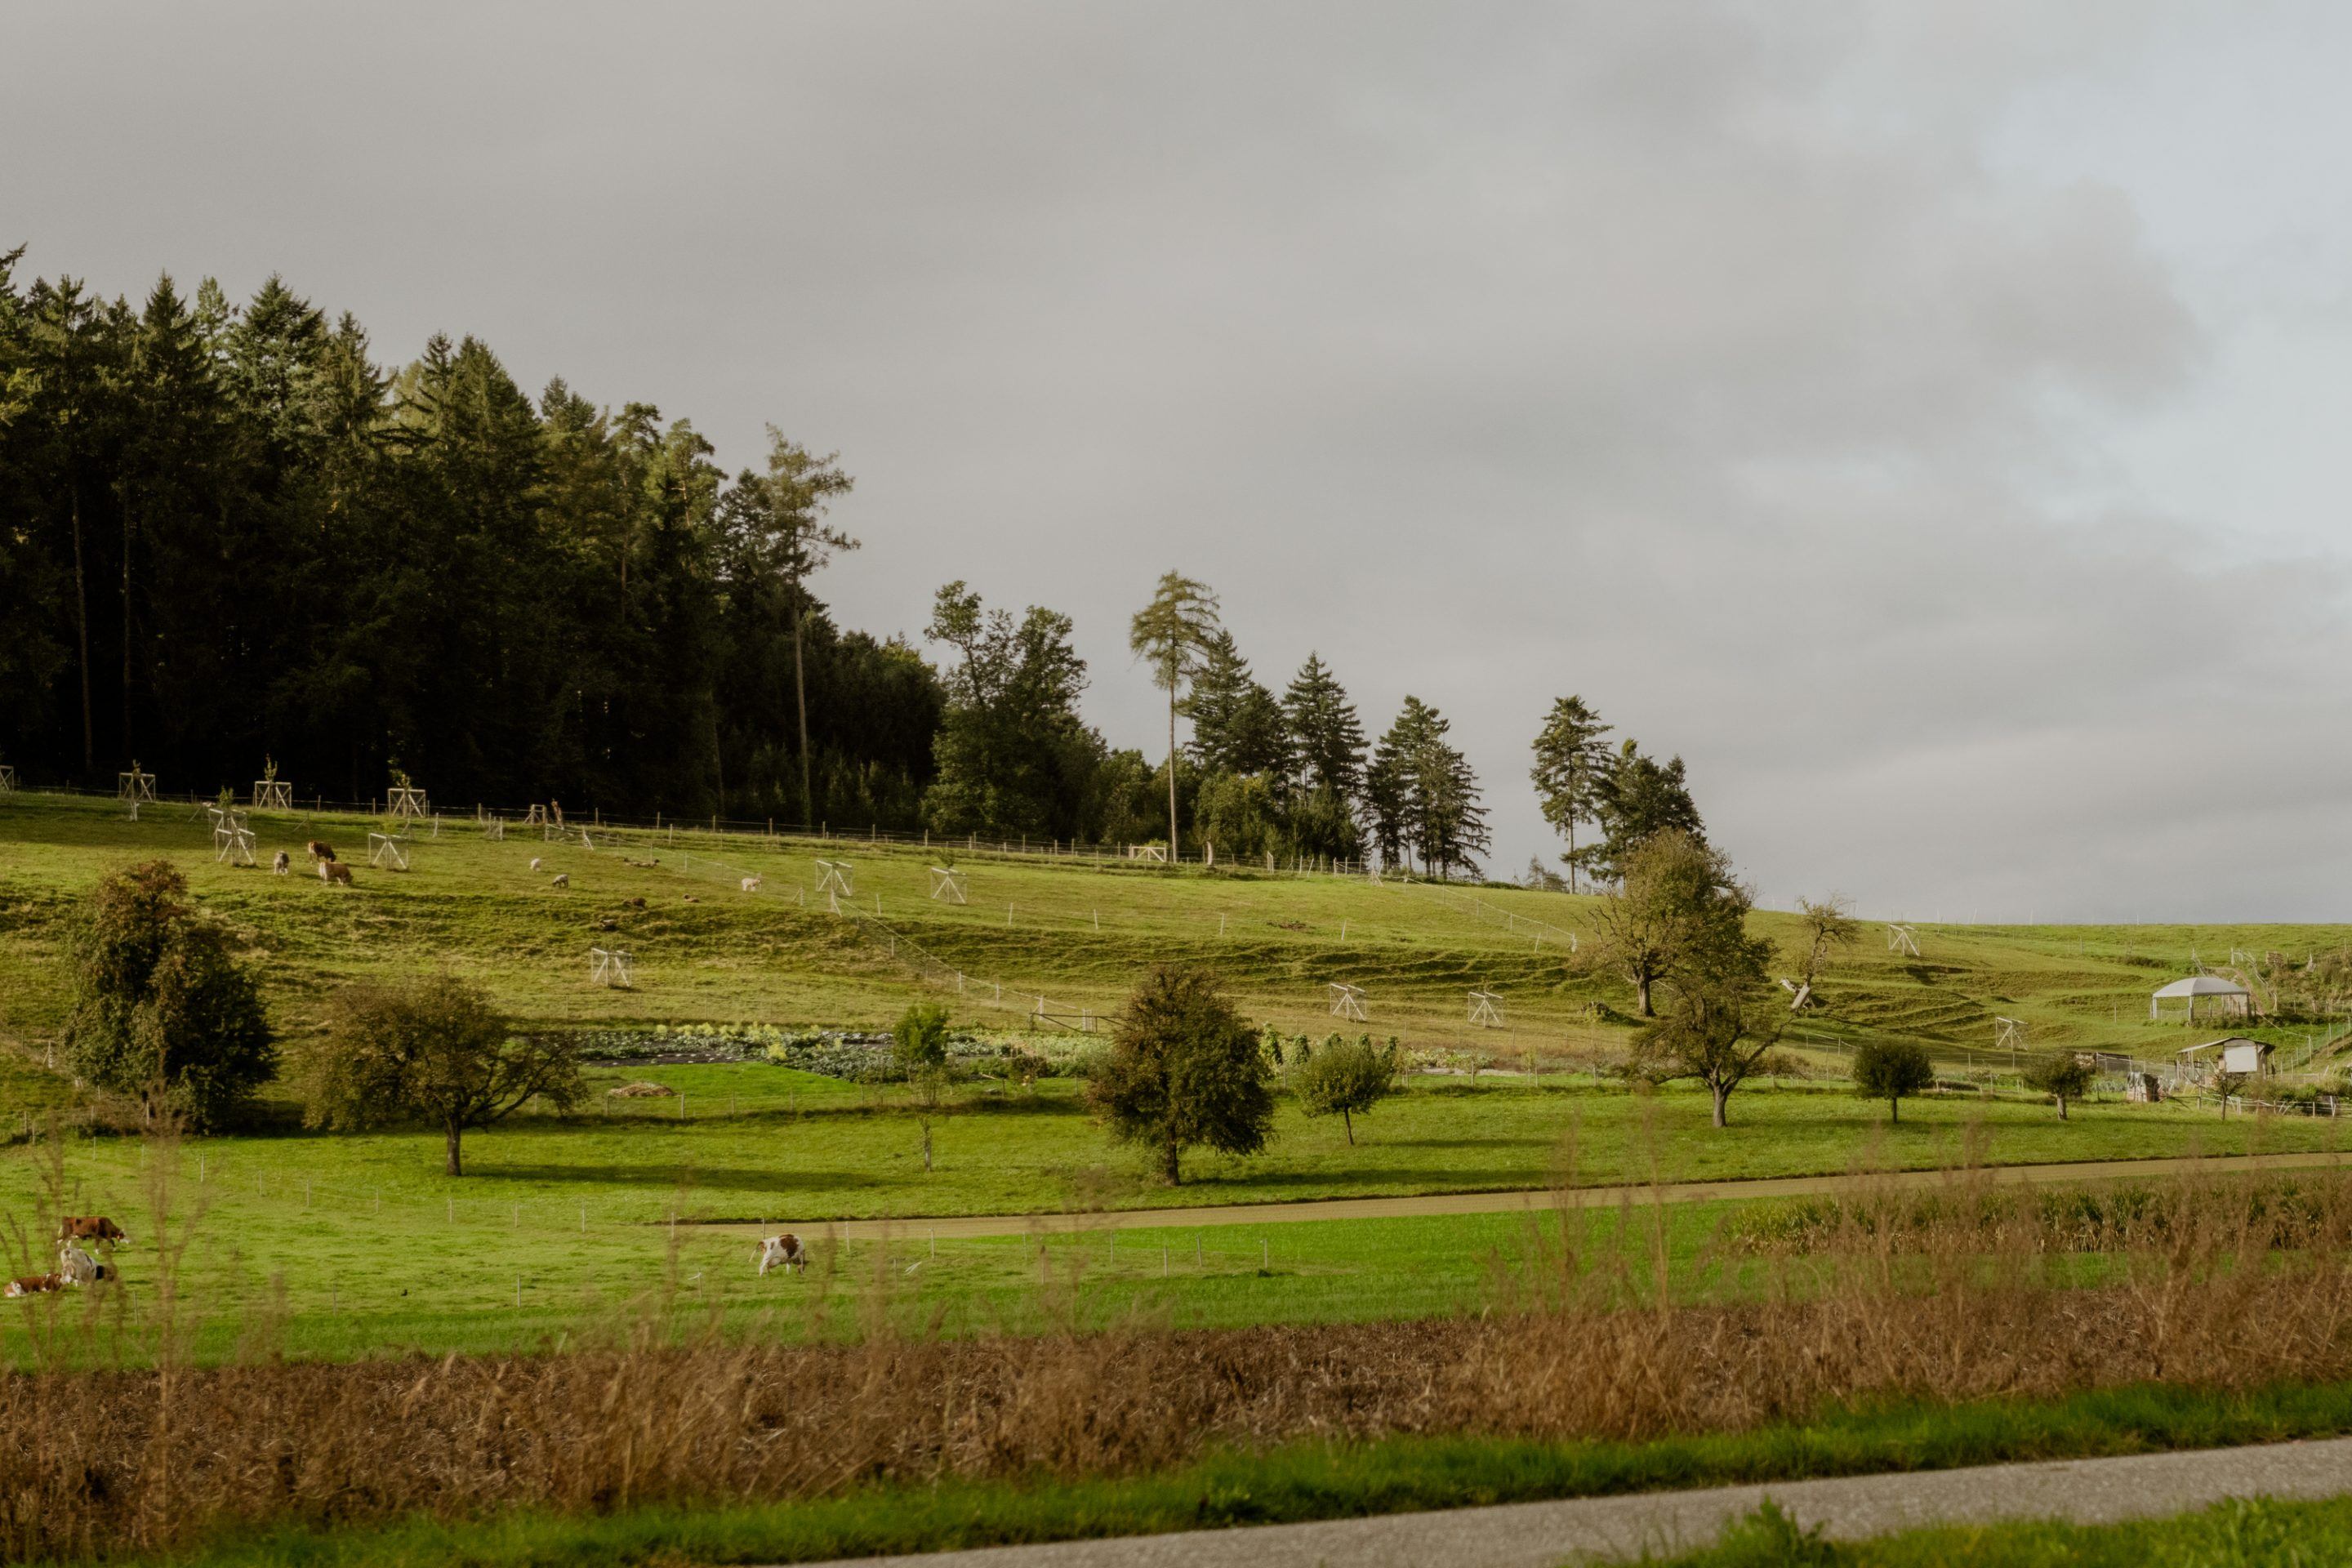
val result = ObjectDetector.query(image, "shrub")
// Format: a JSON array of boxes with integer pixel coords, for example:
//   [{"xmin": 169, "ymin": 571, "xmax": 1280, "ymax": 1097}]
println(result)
[
  {"xmin": 61, "ymin": 860, "xmax": 274, "ymax": 1128},
  {"xmin": 1088, "ymin": 965, "xmax": 1276, "ymax": 1183}
]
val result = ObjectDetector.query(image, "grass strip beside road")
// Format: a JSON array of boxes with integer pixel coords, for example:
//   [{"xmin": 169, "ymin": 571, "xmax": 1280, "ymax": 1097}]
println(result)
[
  {"xmin": 1682, "ymin": 1493, "xmax": 2352, "ymax": 1567},
  {"xmin": 103, "ymin": 1379, "xmax": 2352, "ymax": 1568}
]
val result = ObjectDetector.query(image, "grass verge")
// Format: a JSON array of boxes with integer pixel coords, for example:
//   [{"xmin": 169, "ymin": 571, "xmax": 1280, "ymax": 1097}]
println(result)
[
  {"xmin": 88, "ymin": 1379, "xmax": 2352, "ymax": 1567},
  {"xmin": 1682, "ymin": 1492, "xmax": 2352, "ymax": 1566}
]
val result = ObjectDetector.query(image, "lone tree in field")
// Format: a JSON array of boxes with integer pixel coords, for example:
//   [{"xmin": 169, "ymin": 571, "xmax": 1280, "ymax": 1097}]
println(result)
[
  {"xmin": 1529, "ymin": 695, "xmax": 1612, "ymax": 893},
  {"xmin": 1294, "ymin": 1034, "xmax": 1399, "ymax": 1145},
  {"xmin": 894, "ymin": 1000, "xmax": 954, "ymax": 1167},
  {"xmin": 1590, "ymin": 828, "xmax": 1748, "ymax": 1018},
  {"xmin": 305, "ymin": 976, "xmax": 585, "ymax": 1175},
  {"xmin": 1851, "ymin": 1039, "xmax": 1935, "ymax": 1124},
  {"xmin": 1089, "ymin": 965, "xmax": 1275, "ymax": 1183},
  {"xmin": 1129, "ymin": 572, "xmax": 1222, "ymax": 853},
  {"xmin": 2020, "ymin": 1051, "xmax": 2095, "ymax": 1122},
  {"xmin": 62, "ymin": 859, "xmax": 275, "ymax": 1128},
  {"xmin": 1623, "ymin": 843, "xmax": 1780, "ymax": 1126}
]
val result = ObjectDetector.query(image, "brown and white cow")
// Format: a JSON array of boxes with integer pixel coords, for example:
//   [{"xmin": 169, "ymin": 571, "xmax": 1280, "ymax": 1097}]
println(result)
[
  {"xmin": 5, "ymin": 1273, "xmax": 62, "ymax": 1298},
  {"xmin": 321, "ymin": 859, "xmax": 354, "ymax": 886},
  {"xmin": 306, "ymin": 840, "xmax": 336, "ymax": 863},
  {"xmin": 756, "ymin": 1233, "xmax": 807, "ymax": 1277},
  {"xmin": 60, "ymin": 1217, "xmax": 127, "ymax": 1245},
  {"xmin": 272, "ymin": 849, "xmax": 292, "ymax": 876}
]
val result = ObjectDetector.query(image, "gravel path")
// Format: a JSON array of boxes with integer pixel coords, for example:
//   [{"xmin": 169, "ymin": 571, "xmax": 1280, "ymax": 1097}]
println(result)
[
  {"xmin": 717, "ymin": 1148, "xmax": 2352, "ymax": 1241},
  {"xmin": 803, "ymin": 1436, "xmax": 2352, "ymax": 1566}
]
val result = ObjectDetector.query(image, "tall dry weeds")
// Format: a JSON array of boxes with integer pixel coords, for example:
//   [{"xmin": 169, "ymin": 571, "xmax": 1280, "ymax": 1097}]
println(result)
[{"xmin": 7, "ymin": 1163, "xmax": 2352, "ymax": 1562}]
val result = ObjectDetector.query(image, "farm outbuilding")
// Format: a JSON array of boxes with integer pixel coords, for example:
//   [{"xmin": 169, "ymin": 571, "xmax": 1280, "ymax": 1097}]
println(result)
[
  {"xmin": 2149, "ymin": 974, "xmax": 2251, "ymax": 1023},
  {"xmin": 2175, "ymin": 1036, "xmax": 2273, "ymax": 1084}
]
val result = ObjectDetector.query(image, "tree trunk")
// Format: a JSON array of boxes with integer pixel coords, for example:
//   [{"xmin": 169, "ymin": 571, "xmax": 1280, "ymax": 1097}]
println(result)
[
  {"xmin": 1163, "ymin": 1140, "xmax": 1182, "ymax": 1185},
  {"xmin": 1635, "ymin": 973, "xmax": 1653, "ymax": 1018},
  {"xmin": 921, "ymin": 1120, "xmax": 933, "ymax": 1172},
  {"xmin": 1710, "ymin": 1082, "xmax": 1729, "ymax": 1127},
  {"xmin": 1342, "ymin": 1107, "xmax": 1354, "ymax": 1145},
  {"xmin": 1566, "ymin": 819, "xmax": 1576, "ymax": 895},
  {"xmin": 120, "ymin": 484, "xmax": 133, "ymax": 760},
  {"xmin": 1166, "ymin": 688, "xmax": 1178, "ymax": 853},
  {"xmin": 1889, "ymin": 1096, "xmax": 1900, "ymax": 1125},
  {"xmin": 69, "ymin": 480, "xmax": 94, "ymax": 777},
  {"xmin": 2057, "ymin": 1095, "xmax": 2069, "ymax": 1122},
  {"xmin": 445, "ymin": 1120, "xmax": 464, "ymax": 1177},
  {"xmin": 791, "ymin": 588, "xmax": 813, "ymax": 826}
]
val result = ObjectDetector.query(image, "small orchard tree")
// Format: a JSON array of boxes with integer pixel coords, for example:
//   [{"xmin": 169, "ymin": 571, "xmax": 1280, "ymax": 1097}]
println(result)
[
  {"xmin": 1089, "ymin": 964, "xmax": 1275, "ymax": 1183},
  {"xmin": 1790, "ymin": 895, "xmax": 1859, "ymax": 1004},
  {"xmin": 1294, "ymin": 1034, "xmax": 1399, "ymax": 1145},
  {"xmin": 2212, "ymin": 1065, "xmax": 2252, "ymax": 1120},
  {"xmin": 2020, "ymin": 1052, "xmax": 2095, "ymax": 1121},
  {"xmin": 894, "ymin": 1000, "xmax": 953, "ymax": 1169},
  {"xmin": 1851, "ymin": 1039, "xmax": 1934, "ymax": 1124},
  {"xmin": 1590, "ymin": 829, "xmax": 1748, "ymax": 1018},
  {"xmin": 62, "ymin": 859, "xmax": 275, "ymax": 1128},
  {"xmin": 305, "ymin": 976, "xmax": 584, "ymax": 1175}
]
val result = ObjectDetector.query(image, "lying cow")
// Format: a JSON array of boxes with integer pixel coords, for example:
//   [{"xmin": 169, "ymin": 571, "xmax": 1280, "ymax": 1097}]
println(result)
[
  {"xmin": 5, "ymin": 1273, "xmax": 62, "ymax": 1298},
  {"xmin": 60, "ymin": 1217, "xmax": 127, "ymax": 1245},
  {"xmin": 57, "ymin": 1245, "xmax": 109, "ymax": 1286},
  {"xmin": 756, "ymin": 1234, "xmax": 808, "ymax": 1277}
]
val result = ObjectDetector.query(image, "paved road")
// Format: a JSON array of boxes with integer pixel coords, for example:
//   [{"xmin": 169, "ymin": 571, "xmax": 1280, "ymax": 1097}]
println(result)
[
  {"xmin": 804, "ymin": 1436, "xmax": 2352, "ymax": 1566},
  {"xmin": 721, "ymin": 1149, "xmax": 2352, "ymax": 1241}
]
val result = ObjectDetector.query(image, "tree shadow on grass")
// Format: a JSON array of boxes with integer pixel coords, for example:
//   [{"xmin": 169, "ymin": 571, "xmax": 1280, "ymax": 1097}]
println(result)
[{"xmin": 465, "ymin": 1164, "xmax": 880, "ymax": 1194}]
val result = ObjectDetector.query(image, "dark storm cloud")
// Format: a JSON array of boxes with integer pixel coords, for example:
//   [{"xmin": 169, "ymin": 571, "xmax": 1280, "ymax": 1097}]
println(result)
[{"xmin": 6, "ymin": 1, "xmax": 2341, "ymax": 918}]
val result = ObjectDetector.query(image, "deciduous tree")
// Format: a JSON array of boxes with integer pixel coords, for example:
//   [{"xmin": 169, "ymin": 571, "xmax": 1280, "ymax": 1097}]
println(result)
[
  {"xmin": 305, "ymin": 976, "xmax": 583, "ymax": 1176},
  {"xmin": 1293, "ymin": 1034, "xmax": 1399, "ymax": 1145},
  {"xmin": 1851, "ymin": 1039, "xmax": 1934, "ymax": 1123},
  {"xmin": 2020, "ymin": 1052, "xmax": 2095, "ymax": 1121}
]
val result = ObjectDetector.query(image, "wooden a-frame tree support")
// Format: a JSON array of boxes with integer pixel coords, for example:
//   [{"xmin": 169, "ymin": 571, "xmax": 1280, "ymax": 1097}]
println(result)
[
  {"xmin": 368, "ymin": 832, "xmax": 412, "ymax": 871},
  {"xmin": 117, "ymin": 764, "xmax": 156, "ymax": 803},
  {"xmin": 815, "ymin": 858, "xmax": 853, "ymax": 914},
  {"xmin": 0, "ymin": 762, "xmax": 14, "ymax": 794},
  {"xmin": 214, "ymin": 822, "xmax": 258, "ymax": 866},
  {"xmin": 522, "ymin": 804, "xmax": 548, "ymax": 827},
  {"xmin": 928, "ymin": 866, "xmax": 968, "ymax": 904},
  {"xmin": 589, "ymin": 947, "xmax": 634, "ymax": 988},
  {"xmin": 1779, "ymin": 978, "xmax": 1815, "ymax": 1011},
  {"xmin": 1995, "ymin": 1016, "xmax": 2025, "ymax": 1052},
  {"xmin": 1886, "ymin": 923, "xmax": 1920, "ymax": 957},
  {"xmin": 1467, "ymin": 989, "xmax": 1504, "ymax": 1028},
  {"xmin": 1328, "ymin": 982, "xmax": 1369, "ymax": 1022},
  {"xmin": 386, "ymin": 785, "xmax": 428, "ymax": 824}
]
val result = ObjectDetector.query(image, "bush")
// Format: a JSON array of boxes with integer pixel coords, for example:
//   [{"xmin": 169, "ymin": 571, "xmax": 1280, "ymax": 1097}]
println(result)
[
  {"xmin": 2020, "ymin": 1052, "xmax": 2096, "ymax": 1120},
  {"xmin": 61, "ymin": 860, "xmax": 274, "ymax": 1128},
  {"xmin": 1089, "ymin": 965, "xmax": 1276, "ymax": 1184},
  {"xmin": 1294, "ymin": 1035, "xmax": 1400, "ymax": 1145}
]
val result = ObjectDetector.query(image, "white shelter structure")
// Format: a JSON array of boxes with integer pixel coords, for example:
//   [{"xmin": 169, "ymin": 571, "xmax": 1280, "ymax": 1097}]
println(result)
[
  {"xmin": 2149, "ymin": 975, "xmax": 2251, "ymax": 1024},
  {"xmin": 2176, "ymin": 1036, "xmax": 2272, "ymax": 1083}
]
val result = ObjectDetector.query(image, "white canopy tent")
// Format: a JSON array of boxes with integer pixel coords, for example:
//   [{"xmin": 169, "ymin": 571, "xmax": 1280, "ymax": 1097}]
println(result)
[{"xmin": 2149, "ymin": 974, "xmax": 2251, "ymax": 1024}]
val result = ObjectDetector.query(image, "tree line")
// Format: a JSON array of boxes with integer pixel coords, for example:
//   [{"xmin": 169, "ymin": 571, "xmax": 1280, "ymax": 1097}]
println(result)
[{"xmin": 4, "ymin": 250, "xmax": 1741, "ymax": 880}]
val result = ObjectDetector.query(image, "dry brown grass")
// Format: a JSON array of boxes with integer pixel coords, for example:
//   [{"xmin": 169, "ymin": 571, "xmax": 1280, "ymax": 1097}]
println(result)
[{"xmin": 7, "ymin": 1163, "xmax": 2352, "ymax": 1562}]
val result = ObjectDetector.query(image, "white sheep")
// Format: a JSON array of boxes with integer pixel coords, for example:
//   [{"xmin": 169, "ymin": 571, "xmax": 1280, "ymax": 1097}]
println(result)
[
  {"xmin": 550, "ymin": 872, "xmax": 569, "ymax": 889},
  {"xmin": 741, "ymin": 875, "xmax": 763, "ymax": 893},
  {"xmin": 529, "ymin": 858, "xmax": 544, "ymax": 872}
]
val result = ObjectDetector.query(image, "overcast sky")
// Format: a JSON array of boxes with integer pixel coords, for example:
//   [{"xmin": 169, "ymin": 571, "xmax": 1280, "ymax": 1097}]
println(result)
[{"xmin": 8, "ymin": 2, "xmax": 2351, "ymax": 921}]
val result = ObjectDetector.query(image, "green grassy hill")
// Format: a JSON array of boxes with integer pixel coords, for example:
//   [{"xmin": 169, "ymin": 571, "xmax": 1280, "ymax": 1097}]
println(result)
[{"xmin": 1, "ymin": 788, "xmax": 2344, "ymax": 1072}]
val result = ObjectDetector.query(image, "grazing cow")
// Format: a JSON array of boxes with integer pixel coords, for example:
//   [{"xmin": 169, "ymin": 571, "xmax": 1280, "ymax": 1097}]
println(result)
[
  {"xmin": 529, "ymin": 857, "xmax": 544, "ymax": 872},
  {"xmin": 741, "ymin": 875, "xmax": 762, "ymax": 893},
  {"xmin": 306, "ymin": 840, "xmax": 336, "ymax": 863},
  {"xmin": 321, "ymin": 859, "xmax": 354, "ymax": 886},
  {"xmin": 5, "ymin": 1274, "xmax": 62, "ymax": 1298},
  {"xmin": 756, "ymin": 1233, "xmax": 808, "ymax": 1277},
  {"xmin": 550, "ymin": 872, "xmax": 569, "ymax": 889},
  {"xmin": 56, "ymin": 1245, "xmax": 109, "ymax": 1285},
  {"xmin": 59, "ymin": 1217, "xmax": 127, "ymax": 1245},
  {"xmin": 272, "ymin": 849, "xmax": 292, "ymax": 876}
]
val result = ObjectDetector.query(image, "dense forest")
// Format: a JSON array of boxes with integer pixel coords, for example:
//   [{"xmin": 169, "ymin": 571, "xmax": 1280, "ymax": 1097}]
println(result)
[{"xmin": 0, "ymin": 252, "xmax": 1535, "ymax": 875}]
